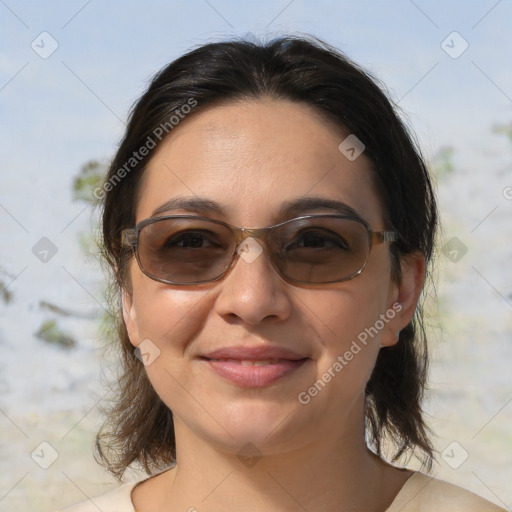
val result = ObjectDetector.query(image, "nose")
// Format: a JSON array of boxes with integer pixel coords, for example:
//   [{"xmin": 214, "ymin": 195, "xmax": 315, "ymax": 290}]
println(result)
[{"xmin": 213, "ymin": 237, "xmax": 292, "ymax": 325}]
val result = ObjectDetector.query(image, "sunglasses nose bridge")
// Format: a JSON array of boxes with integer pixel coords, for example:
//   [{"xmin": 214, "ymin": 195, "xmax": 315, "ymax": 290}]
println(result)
[
  {"xmin": 230, "ymin": 227, "xmax": 277, "ymax": 271},
  {"xmin": 228, "ymin": 226, "xmax": 284, "ymax": 284},
  {"xmin": 232, "ymin": 226, "xmax": 270, "ymax": 246}
]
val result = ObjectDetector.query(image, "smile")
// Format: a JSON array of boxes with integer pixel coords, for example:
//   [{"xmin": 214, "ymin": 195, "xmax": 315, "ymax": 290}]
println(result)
[{"xmin": 200, "ymin": 357, "xmax": 309, "ymax": 387}]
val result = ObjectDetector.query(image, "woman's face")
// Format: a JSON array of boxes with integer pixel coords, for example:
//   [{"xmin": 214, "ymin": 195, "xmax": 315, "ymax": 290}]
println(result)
[{"xmin": 122, "ymin": 99, "xmax": 416, "ymax": 456}]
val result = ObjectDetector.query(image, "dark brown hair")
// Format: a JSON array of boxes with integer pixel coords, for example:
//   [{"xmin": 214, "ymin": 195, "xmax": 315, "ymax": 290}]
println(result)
[{"xmin": 95, "ymin": 34, "xmax": 438, "ymax": 479}]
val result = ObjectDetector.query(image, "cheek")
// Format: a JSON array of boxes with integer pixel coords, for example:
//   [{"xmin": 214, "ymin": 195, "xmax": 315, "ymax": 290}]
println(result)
[
  {"xmin": 303, "ymin": 278, "xmax": 390, "ymax": 400},
  {"xmin": 131, "ymin": 270, "xmax": 212, "ymax": 352},
  {"xmin": 130, "ymin": 281, "xmax": 217, "ymax": 415},
  {"xmin": 310, "ymin": 277, "xmax": 389, "ymax": 348}
]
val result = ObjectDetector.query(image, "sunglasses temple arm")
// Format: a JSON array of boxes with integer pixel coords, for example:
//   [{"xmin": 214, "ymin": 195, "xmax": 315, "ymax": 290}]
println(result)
[
  {"xmin": 122, "ymin": 229, "xmax": 138, "ymax": 248},
  {"xmin": 373, "ymin": 231, "xmax": 398, "ymax": 244}
]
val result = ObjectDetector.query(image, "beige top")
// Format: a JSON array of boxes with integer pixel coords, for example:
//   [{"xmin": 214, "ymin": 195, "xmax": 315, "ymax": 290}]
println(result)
[{"xmin": 56, "ymin": 471, "xmax": 507, "ymax": 512}]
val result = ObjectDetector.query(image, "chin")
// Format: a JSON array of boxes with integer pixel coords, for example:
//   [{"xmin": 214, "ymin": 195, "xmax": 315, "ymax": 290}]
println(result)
[{"xmin": 199, "ymin": 400, "xmax": 311, "ymax": 455}]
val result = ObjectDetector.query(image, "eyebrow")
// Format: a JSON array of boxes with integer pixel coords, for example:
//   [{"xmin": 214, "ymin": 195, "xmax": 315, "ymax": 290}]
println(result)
[{"xmin": 150, "ymin": 196, "xmax": 362, "ymax": 221}]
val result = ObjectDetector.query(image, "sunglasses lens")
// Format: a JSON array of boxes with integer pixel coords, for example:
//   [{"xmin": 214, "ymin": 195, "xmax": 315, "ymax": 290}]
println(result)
[
  {"xmin": 138, "ymin": 218, "xmax": 234, "ymax": 283},
  {"xmin": 272, "ymin": 217, "xmax": 370, "ymax": 283},
  {"xmin": 136, "ymin": 216, "xmax": 371, "ymax": 284}
]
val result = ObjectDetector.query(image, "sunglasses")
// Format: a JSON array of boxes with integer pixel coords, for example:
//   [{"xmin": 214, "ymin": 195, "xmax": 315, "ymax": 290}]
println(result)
[{"xmin": 121, "ymin": 214, "xmax": 397, "ymax": 286}]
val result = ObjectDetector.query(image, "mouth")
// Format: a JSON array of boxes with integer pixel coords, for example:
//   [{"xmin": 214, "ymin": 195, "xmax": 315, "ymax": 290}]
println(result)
[{"xmin": 199, "ymin": 356, "xmax": 310, "ymax": 387}]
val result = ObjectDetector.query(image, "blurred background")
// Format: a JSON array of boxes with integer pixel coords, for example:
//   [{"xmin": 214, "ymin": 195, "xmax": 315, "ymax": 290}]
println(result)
[{"xmin": 0, "ymin": 1, "xmax": 511, "ymax": 510}]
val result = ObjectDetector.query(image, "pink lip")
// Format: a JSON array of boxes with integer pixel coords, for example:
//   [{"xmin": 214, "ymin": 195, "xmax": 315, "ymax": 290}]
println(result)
[
  {"xmin": 199, "ymin": 345, "xmax": 310, "ymax": 388},
  {"xmin": 202, "ymin": 345, "xmax": 307, "ymax": 361},
  {"xmin": 202, "ymin": 358, "xmax": 309, "ymax": 387}
]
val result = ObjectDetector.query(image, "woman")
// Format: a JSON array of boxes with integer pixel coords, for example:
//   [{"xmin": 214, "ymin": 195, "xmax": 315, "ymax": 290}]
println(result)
[{"xmin": 59, "ymin": 35, "xmax": 506, "ymax": 511}]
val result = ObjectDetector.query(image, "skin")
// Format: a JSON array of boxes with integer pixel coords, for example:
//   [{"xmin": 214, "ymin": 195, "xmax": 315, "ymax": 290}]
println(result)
[{"xmin": 122, "ymin": 98, "xmax": 425, "ymax": 512}]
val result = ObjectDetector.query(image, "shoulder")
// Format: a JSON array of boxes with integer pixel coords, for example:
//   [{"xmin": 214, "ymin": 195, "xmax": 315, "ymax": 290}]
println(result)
[
  {"xmin": 53, "ymin": 468, "xmax": 174, "ymax": 512},
  {"xmin": 53, "ymin": 481, "xmax": 138, "ymax": 512},
  {"xmin": 387, "ymin": 472, "xmax": 507, "ymax": 512}
]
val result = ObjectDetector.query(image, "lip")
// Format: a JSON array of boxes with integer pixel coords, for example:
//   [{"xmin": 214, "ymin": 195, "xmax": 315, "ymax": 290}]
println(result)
[
  {"xmin": 199, "ymin": 345, "xmax": 310, "ymax": 388},
  {"xmin": 201, "ymin": 345, "xmax": 308, "ymax": 361}
]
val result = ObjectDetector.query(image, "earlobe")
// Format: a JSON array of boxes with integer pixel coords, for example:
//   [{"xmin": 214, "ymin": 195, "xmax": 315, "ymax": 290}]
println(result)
[
  {"xmin": 381, "ymin": 251, "xmax": 426, "ymax": 348},
  {"xmin": 121, "ymin": 288, "xmax": 140, "ymax": 347}
]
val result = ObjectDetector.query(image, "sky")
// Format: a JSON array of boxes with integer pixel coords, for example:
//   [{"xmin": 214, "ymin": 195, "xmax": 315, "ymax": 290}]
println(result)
[{"xmin": 1, "ymin": 0, "xmax": 512, "ymax": 196}]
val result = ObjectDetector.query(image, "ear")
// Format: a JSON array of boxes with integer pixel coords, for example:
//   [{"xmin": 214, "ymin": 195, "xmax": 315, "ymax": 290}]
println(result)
[
  {"xmin": 380, "ymin": 251, "xmax": 426, "ymax": 348},
  {"xmin": 121, "ymin": 288, "xmax": 141, "ymax": 348}
]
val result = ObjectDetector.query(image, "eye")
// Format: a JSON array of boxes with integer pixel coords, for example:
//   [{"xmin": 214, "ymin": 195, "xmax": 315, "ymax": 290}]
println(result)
[
  {"xmin": 164, "ymin": 231, "xmax": 218, "ymax": 249},
  {"xmin": 287, "ymin": 230, "xmax": 350, "ymax": 251}
]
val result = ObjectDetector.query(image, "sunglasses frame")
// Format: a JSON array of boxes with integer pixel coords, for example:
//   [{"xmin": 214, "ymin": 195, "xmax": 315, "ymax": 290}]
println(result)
[{"xmin": 121, "ymin": 214, "xmax": 398, "ymax": 286}]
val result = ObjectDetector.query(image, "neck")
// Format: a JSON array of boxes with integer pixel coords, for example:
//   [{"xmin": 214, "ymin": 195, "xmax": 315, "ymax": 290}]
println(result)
[{"xmin": 135, "ymin": 396, "xmax": 410, "ymax": 512}]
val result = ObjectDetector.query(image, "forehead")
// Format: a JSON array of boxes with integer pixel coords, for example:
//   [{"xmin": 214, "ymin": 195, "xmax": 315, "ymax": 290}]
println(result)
[{"xmin": 136, "ymin": 99, "xmax": 384, "ymax": 227}]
